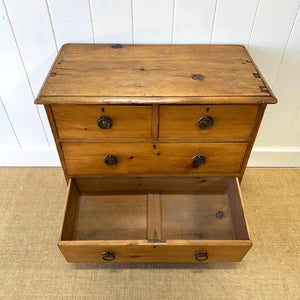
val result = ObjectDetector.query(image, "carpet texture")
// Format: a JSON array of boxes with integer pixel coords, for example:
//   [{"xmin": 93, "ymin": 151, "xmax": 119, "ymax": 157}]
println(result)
[{"xmin": 0, "ymin": 168, "xmax": 299, "ymax": 299}]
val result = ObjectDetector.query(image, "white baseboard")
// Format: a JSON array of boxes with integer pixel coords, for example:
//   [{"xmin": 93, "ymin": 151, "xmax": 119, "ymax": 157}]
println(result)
[
  {"xmin": 0, "ymin": 149, "xmax": 299, "ymax": 167},
  {"xmin": 248, "ymin": 149, "xmax": 300, "ymax": 167},
  {"xmin": 0, "ymin": 150, "xmax": 61, "ymax": 166}
]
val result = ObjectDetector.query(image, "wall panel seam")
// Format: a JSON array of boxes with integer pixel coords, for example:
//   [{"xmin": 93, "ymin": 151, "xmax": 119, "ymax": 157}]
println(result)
[
  {"xmin": 2, "ymin": 0, "xmax": 51, "ymax": 148},
  {"xmin": 35, "ymin": 107, "xmax": 52, "ymax": 147},
  {"xmin": 171, "ymin": 0, "xmax": 176, "ymax": 44},
  {"xmin": 283, "ymin": 102, "xmax": 300, "ymax": 146},
  {"xmin": 131, "ymin": 0, "xmax": 135, "ymax": 44},
  {"xmin": 271, "ymin": 5, "xmax": 300, "ymax": 89},
  {"xmin": 0, "ymin": 97, "xmax": 21, "ymax": 149},
  {"xmin": 88, "ymin": 0, "xmax": 95, "ymax": 43},
  {"xmin": 247, "ymin": 0, "xmax": 261, "ymax": 48},
  {"xmin": 45, "ymin": 0, "xmax": 58, "ymax": 52},
  {"xmin": 210, "ymin": 0, "xmax": 218, "ymax": 44}
]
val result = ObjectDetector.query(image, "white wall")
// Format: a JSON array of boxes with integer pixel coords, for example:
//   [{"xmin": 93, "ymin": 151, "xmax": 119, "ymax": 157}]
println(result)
[{"xmin": 0, "ymin": 0, "xmax": 299, "ymax": 167}]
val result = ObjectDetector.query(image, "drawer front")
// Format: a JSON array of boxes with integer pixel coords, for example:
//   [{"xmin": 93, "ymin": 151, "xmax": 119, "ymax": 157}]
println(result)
[
  {"xmin": 159, "ymin": 105, "xmax": 259, "ymax": 138},
  {"xmin": 62, "ymin": 142, "xmax": 248, "ymax": 175},
  {"xmin": 52, "ymin": 105, "xmax": 152, "ymax": 139},
  {"xmin": 58, "ymin": 243, "xmax": 251, "ymax": 263}
]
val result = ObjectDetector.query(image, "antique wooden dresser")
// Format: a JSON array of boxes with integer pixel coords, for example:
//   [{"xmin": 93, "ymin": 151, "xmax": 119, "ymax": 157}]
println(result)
[{"xmin": 35, "ymin": 44, "xmax": 277, "ymax": 263}]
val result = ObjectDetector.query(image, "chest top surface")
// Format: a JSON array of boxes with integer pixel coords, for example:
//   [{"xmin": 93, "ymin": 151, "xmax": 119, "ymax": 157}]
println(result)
[{"xmin": 35, "ymin": 44, "xmax": 276, "ymax": 105}]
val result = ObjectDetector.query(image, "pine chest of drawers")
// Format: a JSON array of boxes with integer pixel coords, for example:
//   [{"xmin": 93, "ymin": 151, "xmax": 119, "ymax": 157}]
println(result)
[{"xmin": 35, "ymin": 44, "xmax": 276, "ymax": 263}]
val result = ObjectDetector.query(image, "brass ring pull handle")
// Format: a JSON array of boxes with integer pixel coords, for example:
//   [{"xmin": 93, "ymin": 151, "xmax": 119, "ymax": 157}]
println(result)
[
  {"xmin": 194, "ymin": 252, "xmax": 208, "ymax": 261},
  {"xmin": 97, "ymin": 116, "xmax": 112, "ymax": 129},
  {"xmin": 102, "ymin": 251, "xmax": 116, "ymax": 261},
  {"xmin": 198, "ymin": 116, "xmax": 213, "ymax": 130},
  {"xmin": 192, "ymin": 155, "xmax": 206, "ymax": 167},
  {"xmin": 104, "ymin": 155, "xmax": 118, "ymax": 166}
]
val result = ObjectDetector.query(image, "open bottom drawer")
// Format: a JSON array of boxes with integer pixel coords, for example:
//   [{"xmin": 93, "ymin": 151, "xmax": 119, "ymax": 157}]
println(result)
[{"xmin": 58, "ymin": 177, "xmax": 252, "ymax": 263}]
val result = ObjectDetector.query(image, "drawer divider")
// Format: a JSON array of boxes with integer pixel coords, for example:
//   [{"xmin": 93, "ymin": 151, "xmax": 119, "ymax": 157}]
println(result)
[{"xmin": 147, "ymin": 192, "xmax": 162, "ymax": 240}]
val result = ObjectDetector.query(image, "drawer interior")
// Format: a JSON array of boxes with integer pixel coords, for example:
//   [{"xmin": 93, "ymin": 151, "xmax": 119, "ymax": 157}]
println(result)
[{"xmin": 60, "ymin": 177, "xmax": 250, "ymax": 242}]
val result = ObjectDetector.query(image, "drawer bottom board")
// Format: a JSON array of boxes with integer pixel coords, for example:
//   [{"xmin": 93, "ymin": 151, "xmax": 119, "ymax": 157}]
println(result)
[
  {"xmin": 58, "ymin": 177, "xmax": 252, "ymax": 263},
  {"xmin": 73, "ymin": 193, "xmax": 234, "ymax": 241}
]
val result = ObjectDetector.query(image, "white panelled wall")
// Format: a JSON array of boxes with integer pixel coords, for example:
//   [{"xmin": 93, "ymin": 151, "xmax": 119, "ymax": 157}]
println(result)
[{"xmin": 0, "ymin": 0, "xmax": 299, "ymax": 166}]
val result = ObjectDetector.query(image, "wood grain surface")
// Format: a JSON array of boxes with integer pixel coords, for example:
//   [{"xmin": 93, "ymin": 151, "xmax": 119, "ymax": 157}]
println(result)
[
  {"xmin": 75, "ymin": 194, "xmax": 148, "ymax": 240},
  {"xmin": 147, "ymin": 192, "xmax": 162, "ymax": 240},
  {"xmin": 62, "ymin": 142, "xmax": 248, "ymax": 175},
  {"xmin": 35, "ymin": 44, "xmax": 277, "ymax": 104},
  {"xmin": 44, "ymin": 105, "xmax": 69, "ymax": 182},
  {"xmin": 52, "ymin": 104, "xmax": 152, "ymax": 139},
  {"xmin": 74, "ymin": 177, "xmax": 231, "ymax": 194},
  {"xmin": 159, "ymin": 104, "xmax": 260, "ymax": 138},
  {"xmin": 58, "ymin": 177, "xmax": 251, "ymax": 262},
  {"xmin": 58, "ymin": 243, "xmax": 252, "ymax": 263},
  {"xmin": 59, "ymin": 179, "xmax": 80, "ymax": 240},
  {"xmin": 161, "ymin": 193, "xmax": 234, "ymax": 240},
  {"xmin": 35, "ymin": 44, "xmax": 275, "ymax": 264},
  {"xmin": 37, "ymin": 96, "xmax": 276, "ymax": 105}
]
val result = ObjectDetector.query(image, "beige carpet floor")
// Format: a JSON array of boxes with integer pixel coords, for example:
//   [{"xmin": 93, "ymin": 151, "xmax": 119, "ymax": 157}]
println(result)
[{"xmin": 0, "ymin": 167, "xmax": 299, "ymax": 299}]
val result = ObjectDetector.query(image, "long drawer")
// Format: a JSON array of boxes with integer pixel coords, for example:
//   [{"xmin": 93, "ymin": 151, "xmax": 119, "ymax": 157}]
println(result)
[
  {"xmin": 62, "ymin": 142, "xmax": 248, "ymax": 175},
  {"xmin": 58, "ymin": 177, "xmax": 252, "ymax": 263}
]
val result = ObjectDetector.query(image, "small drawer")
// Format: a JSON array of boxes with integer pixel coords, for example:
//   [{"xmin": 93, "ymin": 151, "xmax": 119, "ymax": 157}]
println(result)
[
  {"xmin": 52, "ymin": 105, "xmax": 152, "ymax": 139},
  {"xmin": 62, "ymin": 142, "xmax": 248, "ymax": 175},
  {"xmin": 159, "ymin": 105, "xmax": 259, "ymax": 139},
  {"xmin": 58, "ymin": 177, "xmax": 252, "ymax": 263}
]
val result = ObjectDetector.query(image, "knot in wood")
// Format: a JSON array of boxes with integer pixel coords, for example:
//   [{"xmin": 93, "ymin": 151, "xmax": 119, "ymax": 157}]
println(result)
[
  {"xmin": 216, "ymin": 211, "xmax": 224, "ymax": 219},
  {"xmin": 192, "ymin": 74, "xmax": 205, "ymax": 81},
  {"xmin": 111, "ymin": 44, "xmax": 122, "ymax": 49}
]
